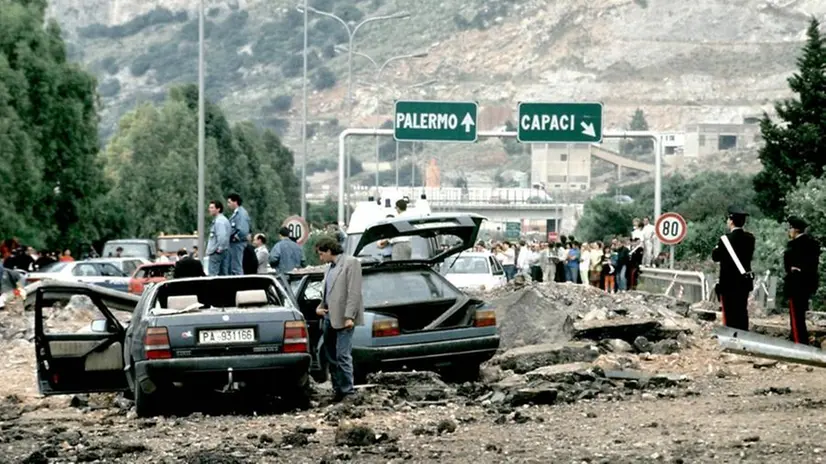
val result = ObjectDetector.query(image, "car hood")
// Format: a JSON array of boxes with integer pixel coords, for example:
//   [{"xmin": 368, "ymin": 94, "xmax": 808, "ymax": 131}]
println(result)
[{"xmin": 353, "ymin": 213, "xmax": 486, "ymax": 264}]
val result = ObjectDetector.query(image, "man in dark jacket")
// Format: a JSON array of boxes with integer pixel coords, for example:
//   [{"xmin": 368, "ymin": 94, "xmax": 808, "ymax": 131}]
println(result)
[
  {"xmin": 242, "ymin": 237, "xmax": 259, "ymax": 275},
  {"xmin": 711, "ymin": 206, "xmax": 755, "ymax": 331},
  {"xmin": 783, "ymin": 216, "xmax": 821, "ymax": 345},
  {"xmin": 173, "ymin": 249, "xmax": 205, "ymax": 279}
]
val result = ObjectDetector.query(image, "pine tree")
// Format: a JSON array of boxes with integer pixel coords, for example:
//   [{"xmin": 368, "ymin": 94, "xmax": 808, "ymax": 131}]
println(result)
[
  {"xmin": 754, "ymin": 17, "xmax": 826, "ymax": 220},
  {"xmin": 622, "ymin": 109, "xmax": 653, "ymax": 154}
]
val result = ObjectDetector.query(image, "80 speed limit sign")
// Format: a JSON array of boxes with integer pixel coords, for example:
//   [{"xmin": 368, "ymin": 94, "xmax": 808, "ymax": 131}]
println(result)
[
  {"xmin": 281, "ymin": 215, "xmax": 309, "ymax": 245},
  {"xmin": 655, "ymin": 212, "xmax": 687, "ymax": 245}
]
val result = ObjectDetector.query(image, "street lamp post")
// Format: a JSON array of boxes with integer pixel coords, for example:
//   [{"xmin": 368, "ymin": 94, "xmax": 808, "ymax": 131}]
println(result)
[
  {"xmin": 196, "ymin": 0, "xmax": 206, "ymax": 258},
  {"xmin": 340, "ymin": 48, "xmax": 427, "ymax": 190},
  {"xmin": 296, "ymin": 5, "xmax": 409, "ymax": 222}
]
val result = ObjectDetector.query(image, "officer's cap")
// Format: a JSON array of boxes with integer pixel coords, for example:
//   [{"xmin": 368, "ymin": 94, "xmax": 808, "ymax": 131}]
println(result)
[
  {"xmin": 727, "ymin": 205, "xmax": 749, "ymax": 218},
  {"xmin": 787, "ymin": 216, "xmax": 808, "ymax": 231}
]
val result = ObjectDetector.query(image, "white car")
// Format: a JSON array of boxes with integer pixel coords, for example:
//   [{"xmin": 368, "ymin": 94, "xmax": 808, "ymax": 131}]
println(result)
[
  {"xmin": 25, "ymin": 260, "xmax": 133, "ymax": 293},
  {"xmin": 87, "ymin": 257, "xmax": 149, "ymax": 277},
  {"xmin": 441, "ymin": 252, "xmax": 507, "ymax": 292}
]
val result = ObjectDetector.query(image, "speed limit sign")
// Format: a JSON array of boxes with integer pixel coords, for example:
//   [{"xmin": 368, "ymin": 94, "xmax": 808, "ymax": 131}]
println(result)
[
  {"xmin": 655, "ymin": 212, "xmax": 687, "ymax": 245},
  {"xmin": 281, "ymin": 215, "xmax": 309, "ymax": 245}
]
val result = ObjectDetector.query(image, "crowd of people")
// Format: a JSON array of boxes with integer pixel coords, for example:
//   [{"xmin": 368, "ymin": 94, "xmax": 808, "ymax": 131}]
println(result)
[{"xmin": 475, "ymin": 218, "xmax": 662, "ymax": 293}]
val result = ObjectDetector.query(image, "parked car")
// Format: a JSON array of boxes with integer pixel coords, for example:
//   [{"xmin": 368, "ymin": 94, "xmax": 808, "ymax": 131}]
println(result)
[
  {"xmin": 25, "ymin": 260, "xmax": 131, "ymax": 292},
  {"xmin": 89, "ymin": 257, "xmax": 149, "ymax": 277},
  {"xmin": 129, "ymin": 262, "xmax": 176, "ymax": 295},
  {"xmin": 30, "ymin": 275, "xmax": 311, "ymax": 417},
  {"xmin": 102, "ymin": 239, "xmax": 157, "ymax": 261},
  {"xmin": 440, "ymin": 251, "xmax": 507, "ymax": 292},
  {"xmin": 288, "ymin": 213, "xmax": 500, "ymax": 384}
]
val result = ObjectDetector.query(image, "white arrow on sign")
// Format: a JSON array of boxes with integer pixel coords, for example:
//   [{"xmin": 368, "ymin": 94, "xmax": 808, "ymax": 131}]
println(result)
[
  {"xmin": 580, "ymin": 121, "xmax": 596, "ymax": 137},
  {"xmin": 461, "ymin": 113, "xmax": 475, "ymax": 133}
]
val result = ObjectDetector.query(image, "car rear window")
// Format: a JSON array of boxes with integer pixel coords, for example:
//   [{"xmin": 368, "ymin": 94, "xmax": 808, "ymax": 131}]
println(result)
[
  {"xmin": 345, "ymin": 233, "xmax": 434, "ymax": 259},
  {"xmin": 102, "ymin": 243, "xmax": 150, "ymax": 258},
  {"xmin": 39, "ymin": 262, "xmax": 68, "ymax": 273},
  {"xmin": 443, "ymin": 256, "xmax": 490, "ymax": 274},
  {"xmin": 363, "ymin": 270, "xmax": 459, "ymax": 307}
]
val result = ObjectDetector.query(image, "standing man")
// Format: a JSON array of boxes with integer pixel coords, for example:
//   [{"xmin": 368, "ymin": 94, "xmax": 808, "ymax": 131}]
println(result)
[
  {"xmin": 242, "ymin": 236, "xmax": 258, "ymax": 275},
  {"xmin": 388, "ymin": 199, "xmax": 412, "ymax": 260},
  {"xmin": 641, "ymin": 217, "xmax": 656, "ymax": 267},
  {"xmin": 253, "ymin": 234, "xmax": 270, "ymax": 274},
  {"xmin": 783, "ymin": 216, "xmax": 821, "ymax": 345},
  {"xmin": 173, "ymin": 249, "xmax": 205, "ymax": 278},
  {"xmin": 711, "ymin": 206, "xmax": 755, "ymax": 331},
  {"xmin": 226, "ymin": 193, "xmax": 251, "ymax": 276},
  {"xmin": 269, "ymin": 227, "xmax": 304, "ymax": 275},
  {"xmin": 315, "ymin": 237, "xmax": 364, "ymax": 402},
  {"xmin": 206, "ymin": 200, "xmax": 231, "ymax": 276}
]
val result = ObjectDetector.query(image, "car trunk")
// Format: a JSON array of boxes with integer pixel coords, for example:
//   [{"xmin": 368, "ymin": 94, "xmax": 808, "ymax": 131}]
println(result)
[
  {"xmin": 369, "ymin": 298, "xmax": 480, "ymax": 332},
  {"xmin": 152, "ymin": 308, "xmax": 297, "ymax": 357}
]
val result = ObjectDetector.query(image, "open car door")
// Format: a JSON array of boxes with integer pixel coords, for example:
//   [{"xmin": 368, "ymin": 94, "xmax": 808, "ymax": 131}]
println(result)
[
  {"xmin": 27, "ymin": 281, "xmax": 139, "ymax": 396},
  {"xmin": 353, "ymin": 213, "xmax": 486, "ymax": 264},
  {"xmin": 284, "ymin": 271, "xmax": 326, "ymax": 379}
]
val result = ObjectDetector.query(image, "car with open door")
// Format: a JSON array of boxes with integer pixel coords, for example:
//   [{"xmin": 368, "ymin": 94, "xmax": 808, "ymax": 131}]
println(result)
[
  {"xmin": 30, "ymin": 275, "xmax": 311, "ymax": 417},
  {"xmin": 288, "ymin": 213, "xmax": 500, "ymax": 384}
]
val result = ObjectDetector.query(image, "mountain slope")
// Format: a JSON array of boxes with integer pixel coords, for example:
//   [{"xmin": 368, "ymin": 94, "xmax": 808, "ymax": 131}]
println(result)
[{"xmin": 48, "ymin": 0, "xmax": 826, "ymax": 180}]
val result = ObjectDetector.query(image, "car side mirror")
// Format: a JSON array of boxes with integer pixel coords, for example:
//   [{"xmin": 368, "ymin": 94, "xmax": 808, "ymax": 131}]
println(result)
[{"xmin": 90, "ymin": 319, "xmax": 110, "ymax": 333}]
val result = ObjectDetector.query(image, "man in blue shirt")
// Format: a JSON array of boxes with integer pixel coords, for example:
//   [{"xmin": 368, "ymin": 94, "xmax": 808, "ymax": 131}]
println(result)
[
  {"xmin": 206, "ymin": 200, "xmax": 231, "ymax": 276},
  {"xmin": 227, "ymin": 193, "xmax": 251, "ymax": 276},
  {"xmin": 269, "ymin": 227, "xmax": 305, "ymax": 274}
]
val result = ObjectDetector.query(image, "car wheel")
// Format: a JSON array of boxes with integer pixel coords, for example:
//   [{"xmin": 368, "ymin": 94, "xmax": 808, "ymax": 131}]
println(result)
[
  {"xmin": 134, "ymin": 382, "xmax": 165, "ymax": 417},
  {"xmin": 281, "ymin": 373, "xmax": 312, "ymax": 410}
]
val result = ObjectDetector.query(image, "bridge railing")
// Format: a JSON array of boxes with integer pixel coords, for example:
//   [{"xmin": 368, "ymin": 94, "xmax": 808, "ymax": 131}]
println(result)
[
  {"xmin": 639, "ymin": 267, "xmax": 778, "ymax": 310},
  {"xmin": 638, "ymin": 267, "xmax": 708, "ymax": 303}
]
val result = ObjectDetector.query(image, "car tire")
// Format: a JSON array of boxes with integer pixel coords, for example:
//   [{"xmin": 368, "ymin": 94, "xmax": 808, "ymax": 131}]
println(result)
[
  {"xmin": 134, "ymin": 383, "xmax": 165, "ymax": 417},
  {"xmin": 281, "ymin": 373, "xmax": 312, "ymax": 410}
]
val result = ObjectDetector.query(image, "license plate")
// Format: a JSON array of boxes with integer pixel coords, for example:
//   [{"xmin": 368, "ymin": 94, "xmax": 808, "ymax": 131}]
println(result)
[{"xmin": 198, "ymin": 328, "xmax": 256, "ymax": 345}]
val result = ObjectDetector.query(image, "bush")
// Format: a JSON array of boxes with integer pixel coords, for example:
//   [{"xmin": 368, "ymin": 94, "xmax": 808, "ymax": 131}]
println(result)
[
  {"xmin": 78, "ymin": 7, "xmax": 188, "ymax": 39},
  {"xmin": 100, "ymin": 56, "xmax": 119, "ymax": 75},
  {"xmin": 269, "ymin": 95, "xmax": 293, "ymax": 112},
  {"xmin": 334, "ymin": 5, "xmax": 363, "ymax": 23},
  {"xmin": 310, "ymin": 0, "xmax": 333, "ymax": 11},
  {"xmin": 129, "ymin": 55, "xmax": 152, "ymax": 77},
  {"xmin": 281, "ymin": 54, "xmax": 303, "ymax": 78},
  {"xmin": 313, "ymin": 67, "xmax": 336, "ymax": 90},
  {"xmin": 303, "ymin": 233, "xmax": 337, "ymax": 266},
  {"xmin": 265, "ymin": 117, "xmax": 290, "ymax": 136},
  {"xmin": 207, "ymin": 7, "xmax": 221, "ymax": 18},
  {"xmin": 321, "ymin": 43, "xmax": 336, "ymax": 59},
  {"xmin": 98, "ymin": 78, "xmax": 121, "ymax": 98},
  {"xmin": 283, "ymin": 9, "xmax": 303, "ymax": 30}
]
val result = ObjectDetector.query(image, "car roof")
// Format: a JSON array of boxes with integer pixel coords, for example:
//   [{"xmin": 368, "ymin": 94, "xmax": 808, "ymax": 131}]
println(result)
[
  {"xmin": 347, "ymin": 196, "xmax": 432, "ymax": 234},
  {"xmin": 87, "ymin": 257, "xmax": 147, "ymax": 263},
  {"xmin": 136, "ymin": 262, "xmax": 176, "ymax": 269},
  {"xmin": 105, "ymin": 239, "xmax": 154, "ymax": 244}
]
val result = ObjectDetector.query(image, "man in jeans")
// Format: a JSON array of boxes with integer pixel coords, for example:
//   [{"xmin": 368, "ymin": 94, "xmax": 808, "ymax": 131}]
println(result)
[
  {"xmin": 315, "ymin": 236, "xmax": 364, "ymax": 401},
  {"xmin": 206, "ymin": 200, "xmax": 231, "ymax": 276}
]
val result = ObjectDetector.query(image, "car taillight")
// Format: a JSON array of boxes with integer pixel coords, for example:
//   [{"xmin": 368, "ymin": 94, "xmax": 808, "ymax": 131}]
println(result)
[
  {"xmin": 144, "ymin": 327, "xmax": 172, "ymax": 359},
  {"xmin": 473, "ymin": 309, "xmax": 497, "ymax": 327},
  {"xmin": 372, "ymin": 318, "xmax": 400, "ymax": 337},
  {"xmin": 283, "ymin": 321, "xmax": 309, "ymax": 353},
  {"xmin": 129, "ymin": 280, "xmax": 144, "ymax": 295}
]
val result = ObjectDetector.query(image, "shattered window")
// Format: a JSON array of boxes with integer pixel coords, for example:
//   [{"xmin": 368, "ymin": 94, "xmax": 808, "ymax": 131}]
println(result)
[{"xmin": 362, "ymin": 270, "xmax": 459, "ymax": 307}]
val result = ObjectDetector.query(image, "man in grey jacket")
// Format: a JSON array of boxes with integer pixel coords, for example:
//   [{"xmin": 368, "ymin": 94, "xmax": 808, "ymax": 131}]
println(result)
[
  {"xmin": 206, "ymin": 200, "xmax": 231, "ymax": 276},
  {"xmin": 227, "ymin": 193, "xmax": 251, "ymax": 276},
  {"xmin": 315, "ymin": 236, "xmax": 364, "ymax": 401}
]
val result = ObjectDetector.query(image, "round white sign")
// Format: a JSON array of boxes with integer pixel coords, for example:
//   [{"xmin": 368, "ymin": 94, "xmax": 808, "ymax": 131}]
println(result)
[
  {"xmin": 655, "ymin": 213, "xmax": 688, "ymax": 245},
  {"xmin": 281, "ymin": 215, "xmax": 309, "ymax": 245}
]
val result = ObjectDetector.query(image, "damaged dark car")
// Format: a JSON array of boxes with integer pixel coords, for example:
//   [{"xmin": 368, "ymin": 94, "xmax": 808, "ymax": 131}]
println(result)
[
  {"xmin": 289, "ymin": 213, "xmax": 501, "ymax": 383},
  {"xmin": 30, "ymin": 276, "xmax": 311, "ymax": 417}
]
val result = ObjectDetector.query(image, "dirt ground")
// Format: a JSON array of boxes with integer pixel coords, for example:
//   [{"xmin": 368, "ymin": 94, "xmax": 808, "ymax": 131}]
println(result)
[{"xmin": 3, "ymin": 288, "xmax": 826, "ymax": 463}]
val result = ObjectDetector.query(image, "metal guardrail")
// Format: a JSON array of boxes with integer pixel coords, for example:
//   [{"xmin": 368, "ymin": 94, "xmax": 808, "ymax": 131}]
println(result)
[
  {"xmin": 638, "ymin": 267, "xmax": 708, "ymax": 303},
  {"xmin": 640, "ymin": 267, "xmax": 778, "ymax": 310}
]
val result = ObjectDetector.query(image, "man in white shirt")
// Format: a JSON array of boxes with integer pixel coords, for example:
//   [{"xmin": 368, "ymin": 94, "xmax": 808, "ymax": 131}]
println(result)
[
  {"xmin": 388, "ymin": 199, "xmax": 412, "ymax": 260},
  {"xmin": 253, "ymin": 233, "xmax": 270, "ymax": 274},
  {"xmin": 516, "ymin": 241, "xmax": 533, "ymax": 276},
  {"xmin": 641, "ymin": 216, "xmax": 656, "ymax": 266}
]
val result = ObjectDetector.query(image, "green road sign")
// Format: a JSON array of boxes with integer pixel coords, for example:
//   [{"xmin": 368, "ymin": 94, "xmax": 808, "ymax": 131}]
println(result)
[
  {"xmin": 505, "ymin": 222, "xmax": 521, "ymax": 240},
  {"xmin": 394, "ymin": 100, "xmax": 478, "ymax": 143},
  {"xmin": 517, "ymin": 102, "xmax": 603, "ymax": 143}
]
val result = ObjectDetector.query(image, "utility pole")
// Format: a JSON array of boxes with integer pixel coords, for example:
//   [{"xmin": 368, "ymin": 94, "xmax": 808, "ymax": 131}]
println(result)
[
  {"xmin": 300, "ymin": 0, "xmax": 308, "ymax": 218},
  {"xmin": 196, "ymin": 0, "xmax": 206, "ymax": 260}
]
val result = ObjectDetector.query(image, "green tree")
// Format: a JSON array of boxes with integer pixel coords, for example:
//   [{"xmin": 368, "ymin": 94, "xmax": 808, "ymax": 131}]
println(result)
[
  {"xmin": 754, "ymin": 18, "xmax": 826, "ymax": 220},
  {"xmin": 621, "ymin": 108, "xmax": 653, "ymax": 154},
  {"xmin": 0, "ymin": 0, "xmax": 108, "ymax": 250}
]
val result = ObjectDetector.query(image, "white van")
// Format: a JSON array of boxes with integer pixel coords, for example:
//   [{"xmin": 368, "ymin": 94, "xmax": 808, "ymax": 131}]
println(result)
[{"xmin": 344, "ymin": 192, "xmax": 437, "ymax": 259}]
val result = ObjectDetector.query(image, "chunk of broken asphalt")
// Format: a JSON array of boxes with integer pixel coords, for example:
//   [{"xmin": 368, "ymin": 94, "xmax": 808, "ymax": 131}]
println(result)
[{"xmin": 335, "ymin": 422, "xmax": 376, "ymax": 447}]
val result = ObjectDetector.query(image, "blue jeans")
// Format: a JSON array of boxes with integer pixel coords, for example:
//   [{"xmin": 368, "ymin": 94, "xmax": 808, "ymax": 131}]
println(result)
[
  {"xmin": 565, "ymin": 265, "xmax": 578, "ymax": 283},
  {"xmin": 503, "ymin": 265, "xmax": 516, "ymax": 281},
  {"xmin": 323, "ymin": 318, "xmax": 355, "ymax": 396},
  {"xmin": 208, "ymin": 252, "xmax": 230, "ymax": 276},
  {"xmin": 229, "ymin": 242, "xmax": 245, "ymax": 275},
  {"xmin": 617, "ymin": 265, "xmax": 627, "ymax": 291}
]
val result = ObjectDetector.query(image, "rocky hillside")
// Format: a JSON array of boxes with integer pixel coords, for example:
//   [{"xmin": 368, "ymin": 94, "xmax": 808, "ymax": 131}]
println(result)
[{"xmin": 47, "ymin": 0, "xmax": 826, "ymax": 183}]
